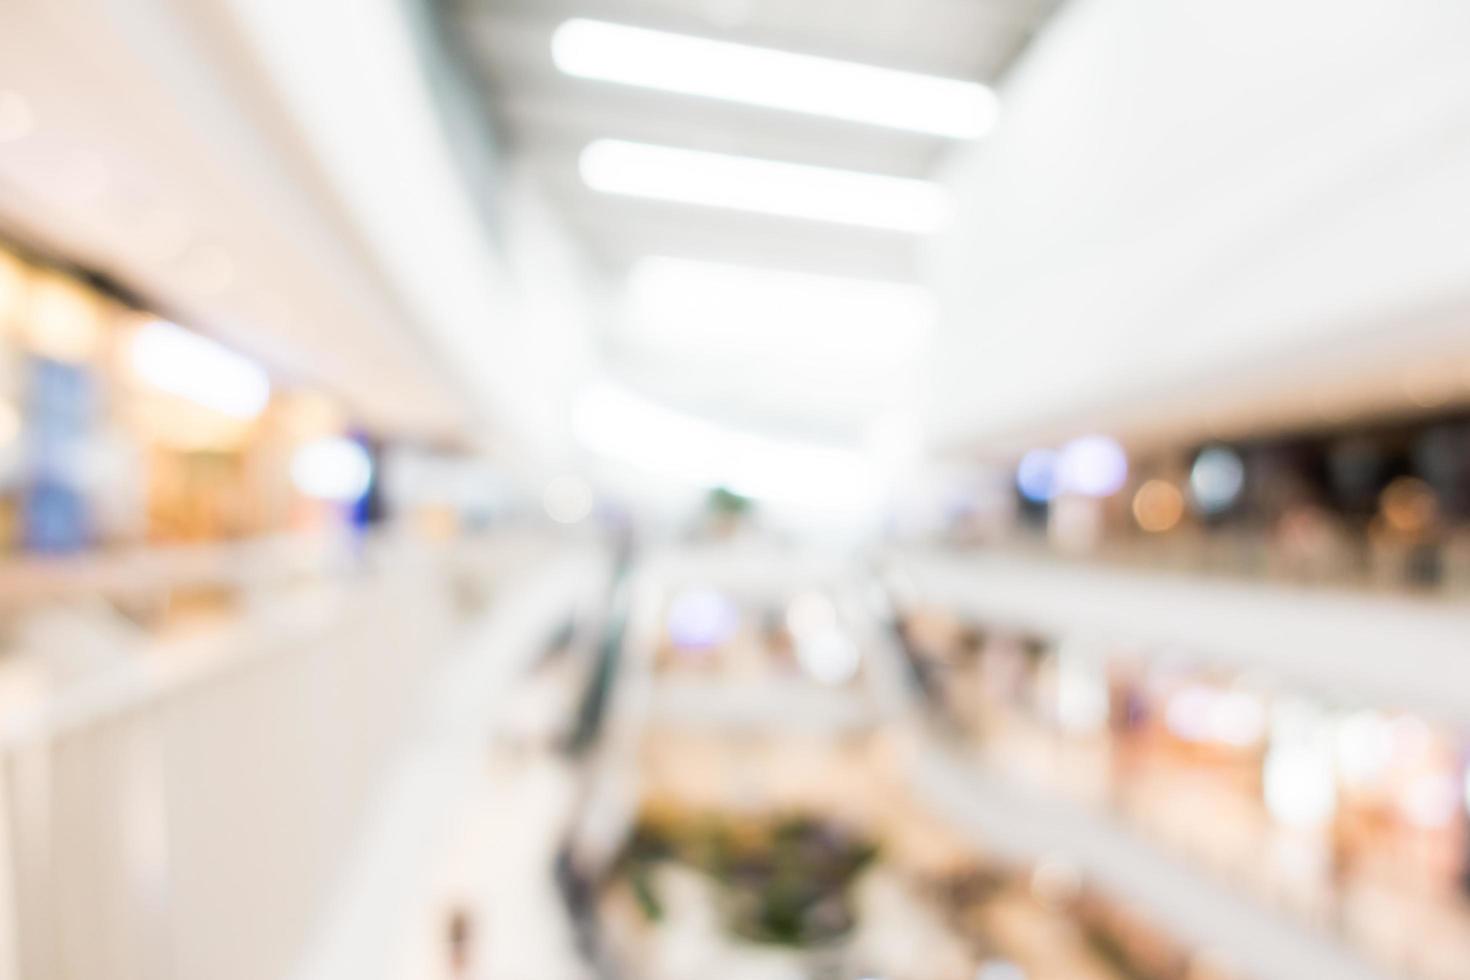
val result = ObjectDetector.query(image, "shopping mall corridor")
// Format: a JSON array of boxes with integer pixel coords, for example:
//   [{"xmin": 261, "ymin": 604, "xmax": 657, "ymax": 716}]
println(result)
[{"xmin": 6, "ymin": 0, "xmax": 1470, "ymax": 977}]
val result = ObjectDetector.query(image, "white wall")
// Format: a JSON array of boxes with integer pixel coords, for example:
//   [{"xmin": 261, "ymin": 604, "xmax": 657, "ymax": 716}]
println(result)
[
  {"xmin": 216, "ymin": 0, "xmax": 599, "ymax": 463},
  {"xmin": 927, "ymin": 0, "xmax": 1470, "ymax": 448}
]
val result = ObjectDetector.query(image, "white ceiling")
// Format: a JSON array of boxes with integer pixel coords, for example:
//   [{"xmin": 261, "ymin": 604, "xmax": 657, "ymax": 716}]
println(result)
[
  {"xmin": 927, "ymin": 0, "xmax": 1470, "ymax": 456},
  {"xmin": 442, "ymin": 0, "xmax": 1470, "ymax": 462},
  {"xmin": 0, "ymin": 0, "xmax": 472, "ymax": 439},
  {"xmin": 442, "ymin": 0, "xmax": 1060, "ymax": 446},
  {"xmin": 448, "ymin": 0, "xmax": 1055, "ymax": 281},
  {"xmin": 16, "ymin": 0, "xmax": 1458, "ymax": 476}
]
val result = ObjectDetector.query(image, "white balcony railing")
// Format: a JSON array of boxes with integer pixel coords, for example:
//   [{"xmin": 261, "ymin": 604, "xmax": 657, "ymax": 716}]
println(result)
[
  {"xmin": 895, "ymin": 548, "xmax": 1470, "ymax": 726},
  {"xmin": 0, "ymin": 529, "xmax": 567, "ymax": 980}
]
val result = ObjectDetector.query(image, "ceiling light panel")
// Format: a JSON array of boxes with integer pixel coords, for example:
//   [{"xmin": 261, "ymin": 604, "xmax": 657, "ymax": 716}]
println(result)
[
  {"xmin": 552, "ymin": 19, "xmax": 999, "ymax": 140},
  {"xmin": 579, "ymin": 139, "xmax": 953, "ymax": 234}
]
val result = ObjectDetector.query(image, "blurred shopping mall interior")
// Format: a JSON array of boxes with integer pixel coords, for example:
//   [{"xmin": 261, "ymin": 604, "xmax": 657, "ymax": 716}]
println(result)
[{"xmin": 3, "ymin": 1, "xmax": 1470, "ymax": 979}]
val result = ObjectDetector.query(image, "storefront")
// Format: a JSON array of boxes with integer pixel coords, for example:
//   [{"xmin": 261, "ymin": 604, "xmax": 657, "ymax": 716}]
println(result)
[{"xmin": 0, "ymin": 241, "xmax": 378, "ymax": 554}]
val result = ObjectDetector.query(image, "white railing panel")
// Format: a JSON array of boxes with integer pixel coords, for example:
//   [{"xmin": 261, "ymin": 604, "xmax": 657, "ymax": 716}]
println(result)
[{"xmin": 0, "ymin": 531, "xmax": 559, "ymax": 980}]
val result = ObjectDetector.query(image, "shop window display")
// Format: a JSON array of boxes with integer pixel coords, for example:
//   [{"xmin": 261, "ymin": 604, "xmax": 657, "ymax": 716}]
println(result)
[{"xmin": 895, "ymin": 605, "xmax": 1470, "ymax": 980}]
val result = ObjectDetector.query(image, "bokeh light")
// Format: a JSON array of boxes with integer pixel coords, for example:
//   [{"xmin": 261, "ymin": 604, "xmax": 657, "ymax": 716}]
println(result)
[
  {"xmin": 542, "ymin": 474, "xmax": 594, "ymax": 524},
  {"xmin": 667, "ymin": 588, "xmax": 740, "ymax": 651},
  {"xmin": 1131, "ymin": 479, "xmax": 1184, "ymax": 533},
  {"xmin": 795, "ymin": 627, "xmax": 861, "ymax": 685},
  {"xmin": 1016, "ymin": 448, "xmax": 1059, "ymax": 503},
  {"xmin": 1188, "ymin": 446, "xmax": 1245, "ymax": 515},
  {"xmin": 1057, "ymin": 436, "xmax": 1127, "ymax": 498},
  {"xmin": 1165, "ymin": 685, "xmax": 1265, "ymax": 747},
  {"xmin": 291, "ymin": 437, "xmax": 373, "ymax": 502},
  {"xmin": 1379, "ymin": 476, "xmax": 1438, "ymax": 535},
  {"xmin": 1264, "ymin": 701, "xmax": 1337, "ymax": 828}
]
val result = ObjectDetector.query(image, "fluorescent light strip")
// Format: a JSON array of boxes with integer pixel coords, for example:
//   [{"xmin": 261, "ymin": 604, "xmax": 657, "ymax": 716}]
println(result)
[
  {"xmin": 552, "ymin": 19, "xmax": 998, "ymax": 140},
  {"xmin": 130, "ymin": 320, "xmax": 271, "ymax": 420},
  {"xmin": 580, "ymin": 140, "xmax": 952, "ymax": 234}
]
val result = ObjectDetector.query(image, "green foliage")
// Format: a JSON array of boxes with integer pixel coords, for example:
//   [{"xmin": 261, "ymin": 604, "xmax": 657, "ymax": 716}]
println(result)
[
  {"xmin": 616, "ymin": 812, "xmax": 878, "ymax": 948},
  {"xmin": 707, "ymin": 486, "xmax": 753, "ymax": 517}
]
